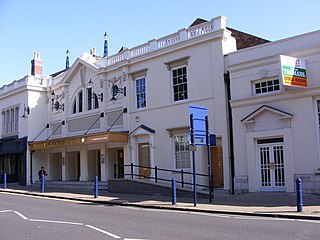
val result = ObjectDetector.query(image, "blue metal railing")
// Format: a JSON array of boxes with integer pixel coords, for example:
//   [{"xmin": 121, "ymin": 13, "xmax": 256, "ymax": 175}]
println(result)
[{"xmin": 114, "ymin": 163, "xmax": 212, "ymax": 191}]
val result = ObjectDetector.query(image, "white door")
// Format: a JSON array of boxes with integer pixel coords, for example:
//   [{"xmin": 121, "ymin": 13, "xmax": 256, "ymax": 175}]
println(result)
[{"xmin": 258, "ymin": 139, "xmax": 285, "ymax": 192}]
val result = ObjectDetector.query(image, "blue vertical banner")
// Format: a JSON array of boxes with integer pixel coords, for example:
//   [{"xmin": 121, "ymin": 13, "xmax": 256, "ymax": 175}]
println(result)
[{"xmin": 189, "ymin": 105, "xmax": 208, "ymax": 146}]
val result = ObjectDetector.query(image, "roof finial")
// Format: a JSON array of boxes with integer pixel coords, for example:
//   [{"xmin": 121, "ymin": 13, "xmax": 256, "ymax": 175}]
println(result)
[
  {"xmin": 103, "ymin": 32, "xmax": 108, "ymax": 58},
  {"xmin": 65, "ymin": 49, "xmax": 70, "ymax": 69}
]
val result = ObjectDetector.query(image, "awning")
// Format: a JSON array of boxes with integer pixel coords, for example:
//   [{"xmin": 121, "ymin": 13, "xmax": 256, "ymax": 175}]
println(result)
[{"xmin": 28, "ymin": 131, "xmax": 128, "ymax": 151}]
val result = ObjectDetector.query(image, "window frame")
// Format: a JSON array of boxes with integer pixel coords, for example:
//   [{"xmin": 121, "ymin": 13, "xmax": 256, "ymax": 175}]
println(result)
[
  {"xmin": 1, "ymin": 106, "xmax": 19, "ymax": 135},
  {"xmin": 253, "ymin": 78, "xmax": 281, "ymax": 96},
  {"xmin": 135, "ymin": 77, "xmax": 146, "ymax": 109},
  {"xmin": 172, "ymin": 65, "xmax": 188, "ymax": 102},
  {"xmin": 173, "ymin": 133, "xmax": 191, "ymax": 170}
]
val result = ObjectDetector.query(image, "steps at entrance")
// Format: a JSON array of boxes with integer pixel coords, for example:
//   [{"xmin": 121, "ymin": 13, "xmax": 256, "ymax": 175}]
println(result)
[
  {"xmin": 108, "ymin": 179, "xmax": 211, "ymax": 198},
  {"xmin": 31, "ymin": 181, "xmax": 108, "ymax": 193}
]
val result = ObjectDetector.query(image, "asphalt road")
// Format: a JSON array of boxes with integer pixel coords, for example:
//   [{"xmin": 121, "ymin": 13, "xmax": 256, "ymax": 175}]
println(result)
[{"xmin": 0, "ymin": 192, "xmax": 319, "ymax": 240}]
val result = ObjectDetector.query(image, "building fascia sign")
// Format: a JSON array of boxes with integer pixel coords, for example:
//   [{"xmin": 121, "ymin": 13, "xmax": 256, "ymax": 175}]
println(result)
[
  {"xmin": 280, "ymin": 55, "xmax": 308, "ymax": 88},
  {"xmin": 28, "ymin": 132, "xmax": 128, "ymax": 151}
]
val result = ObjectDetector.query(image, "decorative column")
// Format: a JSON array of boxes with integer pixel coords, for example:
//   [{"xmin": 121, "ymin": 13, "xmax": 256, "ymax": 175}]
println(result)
[
  {"xmin": 100, "ymin": 147, "xmax": 107, "ymax": 181},
  {"xmin": 149, "ymin": 134, "xmax": 155, "ymax": 181},
  {"xmin": 61, "ymin": 150, "xmax": 67, "ymax": 181}
]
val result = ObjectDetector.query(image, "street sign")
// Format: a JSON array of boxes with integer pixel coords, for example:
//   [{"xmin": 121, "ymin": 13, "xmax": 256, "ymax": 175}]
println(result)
[{"xmin": 189, "ymin": 105, "xmax": 208, "ymax": 146}]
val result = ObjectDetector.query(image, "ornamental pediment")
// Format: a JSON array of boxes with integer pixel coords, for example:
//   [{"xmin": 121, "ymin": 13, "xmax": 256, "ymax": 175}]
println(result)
[{"xmin": 241, "ymin": 105, "xmax": 293, "ymax": 132}]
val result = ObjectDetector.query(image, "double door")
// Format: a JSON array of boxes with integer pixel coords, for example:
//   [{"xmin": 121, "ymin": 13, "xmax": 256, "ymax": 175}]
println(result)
[{"xmin": 258, "ymin": 139, "xmax": 285, "ymax": 191}]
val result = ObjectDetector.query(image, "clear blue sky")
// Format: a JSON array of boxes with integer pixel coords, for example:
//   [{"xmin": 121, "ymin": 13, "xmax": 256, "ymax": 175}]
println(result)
[{"xmin": 0, "ymin": 0, "xmax": 319, "ymax": 86}]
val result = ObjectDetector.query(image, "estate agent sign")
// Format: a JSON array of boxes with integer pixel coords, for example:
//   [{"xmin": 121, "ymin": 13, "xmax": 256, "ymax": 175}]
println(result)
[{"xmin": 280, "ymin": 55, "xmax": 308, "ymax": 88}]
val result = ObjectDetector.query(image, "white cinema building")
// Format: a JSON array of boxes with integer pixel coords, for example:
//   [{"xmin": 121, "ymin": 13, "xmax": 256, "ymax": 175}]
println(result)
[
  {"xmin": 25, "ymin": 16, "xmax": 250, "ymax": 191},
  {"xmin": 3, "ymin": 15, "xmax": 319, "ymax": 195}
]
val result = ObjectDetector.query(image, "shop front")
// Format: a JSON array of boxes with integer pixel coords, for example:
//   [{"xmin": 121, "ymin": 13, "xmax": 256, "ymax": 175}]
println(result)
[{"xmin": 0, "ymin": 136, "xmax": 27, "ymax": 185}]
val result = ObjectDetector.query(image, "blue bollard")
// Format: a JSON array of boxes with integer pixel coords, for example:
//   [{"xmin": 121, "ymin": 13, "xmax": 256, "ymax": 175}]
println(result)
[
  {"xmin": 172, "ymin": 178, "xmax": 177, "ymax": 205},
  {"xmin": 296, "ymin": 177, "xmax": 303, "ymax": 212},
  {"xmin": 3, "ymin": 173, "xmax": 7, "ymax": 189},
  {"xmin": 41, "ymin": 175, "xmax": 45, "ymax": 193},
  {"xmin": 94, "ymin": 176, "xmax": 98, "ymax": 198}
]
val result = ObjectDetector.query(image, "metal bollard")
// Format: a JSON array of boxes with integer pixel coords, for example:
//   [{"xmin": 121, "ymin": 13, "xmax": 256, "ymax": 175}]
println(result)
[
  {"xmin": 172, "ymin": 178, "xmax": 177, "ymax": 205},
  {"xmin": 41, "ymin": 175, "xmax": 45, "ymax": 193},
  {"xmin": 296, "ymin": 177, "xmax": 303, "ymax": 212},
  {"xmin": 3, "ymin": 173, "xmax": 7, "ymax": 189},
  {"xmin": 94, "ymin": 176, "xmax": 98, "ymax": 198}
]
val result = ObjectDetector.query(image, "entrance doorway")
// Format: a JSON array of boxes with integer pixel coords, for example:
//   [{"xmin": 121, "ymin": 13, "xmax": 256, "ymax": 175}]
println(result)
[
  {"xmin": 117, "ymin": 149, "xmax": 124, "ymax": 178},
  {"xmin": 51, "ymin": 153, "xmax": 62, "ymax": 180},
  {"xmin": 258, "ymin": 138, "xmax": 285, "ymax": 191},
  {"xmin": 138, "ymin": 143, "xmax": 150, "ymax": 179},
  {"xmin": 66, "ymin": 151, "xmax": 80, "ymax": 181},
  {"xmin": 210, "ymin": 146, "xmax": 224, "ymax": 188}
]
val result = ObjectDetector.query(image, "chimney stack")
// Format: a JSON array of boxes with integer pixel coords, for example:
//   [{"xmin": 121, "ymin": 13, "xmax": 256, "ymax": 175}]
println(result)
[{"xmin": 31, "ymin": 52, "xmax": 43, "ymax": 75}]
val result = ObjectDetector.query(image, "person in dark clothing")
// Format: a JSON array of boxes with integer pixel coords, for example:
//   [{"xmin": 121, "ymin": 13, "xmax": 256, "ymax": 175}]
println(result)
[{"xmin": 38, "ymin": 167, "xmax": 47, "ymax": 182}]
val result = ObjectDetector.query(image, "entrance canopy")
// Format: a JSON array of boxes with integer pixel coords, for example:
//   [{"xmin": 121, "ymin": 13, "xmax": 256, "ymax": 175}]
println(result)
[{"xmin": 28, "ymin": 131, "xmax": 128, "ymax": 151}]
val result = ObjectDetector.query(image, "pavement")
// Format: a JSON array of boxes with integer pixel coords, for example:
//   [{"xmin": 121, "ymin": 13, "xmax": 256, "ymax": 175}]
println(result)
[{"xmin": 1, "ymin": 183, "xmax": 320, "ymax": 220}]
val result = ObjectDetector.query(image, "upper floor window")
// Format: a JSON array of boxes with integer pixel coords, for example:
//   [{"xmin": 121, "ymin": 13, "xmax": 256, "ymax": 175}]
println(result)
[
  {"xmin": 172, "ymin": 66, "xmax": 188, "ymax": 101},
  {"xmin": 174, "ymin": 134, "xmax": 190, "ymax": 169},
  {"xmin": 72, "ymin": 88, "xmax": 99, "ymax": 114},
  {"xmin": 1, "ymin": 107, "xmax": 19, "ymax": 135},
  {"xmin": 87, "ymin": 88, "xmax": 99, "ymax": 111},
  {"xmin": 254, "ymin": 79, "xmax": 280, "ymax": 95},
  {"xmin": 136, "ymin": 77, "xmax": 146, "ymax": 109}
]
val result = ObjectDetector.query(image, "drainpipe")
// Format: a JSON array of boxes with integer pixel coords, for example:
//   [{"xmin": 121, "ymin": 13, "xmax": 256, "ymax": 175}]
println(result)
[{"xmin": 224, "ymin": 71, "xmax": 235, "ymax": 195}]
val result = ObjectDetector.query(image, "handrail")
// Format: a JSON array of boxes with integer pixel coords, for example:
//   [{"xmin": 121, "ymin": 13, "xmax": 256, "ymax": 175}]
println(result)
[{"xmin": 113, "ymin": 163, "xmax": 213, "ymax": 191}]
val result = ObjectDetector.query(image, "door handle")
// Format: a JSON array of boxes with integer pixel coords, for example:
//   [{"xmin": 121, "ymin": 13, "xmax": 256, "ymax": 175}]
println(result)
[{"xmin": 269, "ymin": 162, "xmax": 275, "ymax": 170}]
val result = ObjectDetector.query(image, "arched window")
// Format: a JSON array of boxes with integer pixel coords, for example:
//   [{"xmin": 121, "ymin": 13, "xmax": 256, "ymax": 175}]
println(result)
[{"xmin": 72, "ymin": 89, "xmax": 98, "ymax": 114}]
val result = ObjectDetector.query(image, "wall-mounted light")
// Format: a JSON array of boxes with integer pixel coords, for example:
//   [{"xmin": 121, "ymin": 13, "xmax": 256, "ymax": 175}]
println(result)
[
  {"xmin": 88, "ymin": 79, "xmax": 103, "ymax": 102},
  {"xmin": 110, "ymin": 84, "xmax": 126, "ymax": 101},
  {"xmin": 21, "ymin": 104, "xmax": 30, "ymax": 118},
  {"xmin": 51, "ymin": 91, "xmax": 64, "ymax": 112}
]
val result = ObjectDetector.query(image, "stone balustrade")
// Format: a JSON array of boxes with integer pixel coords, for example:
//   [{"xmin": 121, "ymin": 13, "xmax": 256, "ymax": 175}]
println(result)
[{"xmin": 104, "ymin": 16, "xmax": 225, "ymax": 66}]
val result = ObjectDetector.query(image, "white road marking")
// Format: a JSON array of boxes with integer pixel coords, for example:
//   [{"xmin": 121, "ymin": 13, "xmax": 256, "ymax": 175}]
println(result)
[
  {"xmin": 14, "ymin": 211, "xmax": 28, "ymax": 220},
  {"xmin": 85, "ymin": 224, "xmax": 121, "ymax": 239},
  {"xmin": 189, "ymin": 212, "xmax": 231, "ymax": 218},
  {"xmin": 0, "ymin": 210, "xmax": 13, "ymax": 213},
  {"xmin": 124, "ymin": 239, "xmax": 148, "ymax": 240},
  {"xmin": 29, "ymin": 219, "xmax": 83, "ymax": 226}
]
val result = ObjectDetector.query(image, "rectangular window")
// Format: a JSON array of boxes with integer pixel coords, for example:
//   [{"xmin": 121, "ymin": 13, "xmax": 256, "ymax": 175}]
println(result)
[
  {"xmin": 136, "ymin": 77, "xmax": 146, "ymax": 109},
  {"xmin": 78, "ymin": 90, "xmax": 83, "ymax": 113},
  {"xmin": 87, "ymin": 88, "xmax": 92, "ymax": 111},
  {"xmin": 15, "ymin": 107, "xmax": 19, "ymax": 132},
  {"xmin": 174, "ymin": 134, "xmax": 190, "ymax": 169},
  {"xmin": 172, "ymin": 66, "xmax": 188, "ymax": 101},
  {"xmin": 2, "ymin": 107, "xmax": 19, "ymax": 135},
  {"xmin": 2, "ymin": 111, "xmax": 5, "ymax": 134},
  {"xmin": 6, "ymin": 110, "xmax": 10, "ymax": 133},
  {"xmin": 254, "ymin": 79, "xmax": 280, "ymax": 95}
]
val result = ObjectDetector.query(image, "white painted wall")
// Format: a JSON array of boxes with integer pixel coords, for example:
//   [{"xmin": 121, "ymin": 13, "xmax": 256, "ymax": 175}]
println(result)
[{"xmin": 228, "ymin": 30, "xmax": 320, "ymax": 193}]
